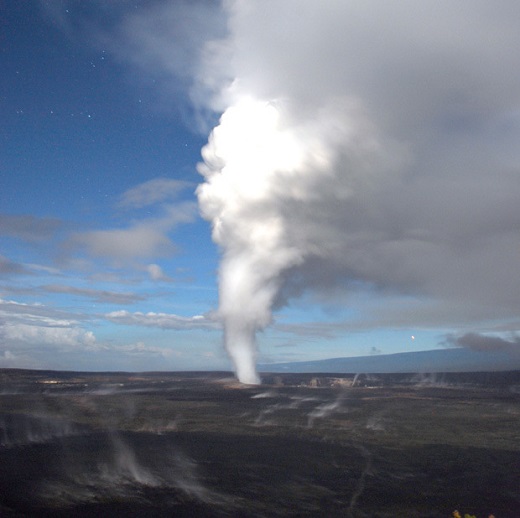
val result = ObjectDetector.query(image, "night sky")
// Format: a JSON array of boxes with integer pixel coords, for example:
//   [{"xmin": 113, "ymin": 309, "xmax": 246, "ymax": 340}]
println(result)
[{"xmin": 2, "ymin": 1, "xmax": 520, "ymax": 374}]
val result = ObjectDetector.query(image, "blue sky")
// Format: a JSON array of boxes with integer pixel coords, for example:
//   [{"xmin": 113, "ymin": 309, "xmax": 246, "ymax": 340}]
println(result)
[{"xmin": 2, "ymin": 1, "xmax": 520, "ymax": 375}]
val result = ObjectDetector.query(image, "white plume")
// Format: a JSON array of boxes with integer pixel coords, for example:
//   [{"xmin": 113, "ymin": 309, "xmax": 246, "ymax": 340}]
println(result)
[
  {"xmin": 193, "ymin": 0, "xmax": 520, "ymax": 382},
  {"xmin": 197, "ymin": 95, "xmax": 398, "ymax": 383}
]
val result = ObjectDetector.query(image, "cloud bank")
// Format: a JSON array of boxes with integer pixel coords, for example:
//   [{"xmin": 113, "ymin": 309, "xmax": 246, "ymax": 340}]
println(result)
[
  {"xmin": 0, "ymin": 298, "xmax": 98, "ymax": 368},
  {"xmin": 0, "ymin": 298, "xmax": 209, "ymax": 371}
]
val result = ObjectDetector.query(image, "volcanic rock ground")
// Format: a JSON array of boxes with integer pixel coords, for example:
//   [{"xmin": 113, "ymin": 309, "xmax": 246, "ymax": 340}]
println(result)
[{"xmin": 1, "ymin": 369, "xmax": 519, "ymax": 517}]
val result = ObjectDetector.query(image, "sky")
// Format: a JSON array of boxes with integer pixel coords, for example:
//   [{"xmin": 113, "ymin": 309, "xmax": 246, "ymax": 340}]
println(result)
[{"xmin": 2, "ymin": 1, "xmax": 520, "ymax": 376}]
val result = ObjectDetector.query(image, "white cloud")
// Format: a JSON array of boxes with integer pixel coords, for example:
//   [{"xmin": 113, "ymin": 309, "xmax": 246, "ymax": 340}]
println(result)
[
  {"xmin": 146, "ymin": 263, "xmax": 171, "ymax": 282},
  {"xmin": 0, "ymin": 349, "xmax": 39, "ymax": 369},
  {"xmin": 0, "ymin": 255, "xmax": 27, "ymax": 275},
  {"xmin": 0, "ymin": 298, "xmax": 83, "ymax": 324},
  {"xmin": 72, "ymin": 223, "xmax": 172, "ymax": 262},
  {"xmin": 117, "ymin": 178, "xmax": 192, "ymax": 210},
  {"xmin": 0, "ymin": 214, "xmax": 62, "ymax": 242},
  {"xmin": 41, "ymin": 284, "xmax": 145, "ymax": 304},
  {"xmin": 113, "ymin": 341, "xmax": 178, "ymax": 358},
  {"xmin": 26, "ymin": 263, "xmax": 62, "ymax": 275},
  {"xmin": 69, "ymin": 200, "xmax": 196, "ymax": 266},
  {"xmin": 105, "ymin": 309, "xmax": 219, "ymax": 330},
  {"xmin": 0, "ymin": 298, "xmax": 99, "ymax": 356},
  {"xmin": 2, "ymin": 322, "xmax": 97, "ymax": 349}
]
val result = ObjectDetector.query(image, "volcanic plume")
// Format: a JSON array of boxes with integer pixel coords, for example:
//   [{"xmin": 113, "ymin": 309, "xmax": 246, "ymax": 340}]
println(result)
[
  {"xmin": 196, "ymin": 96, "xmax": 396, "ymax": 383},
  {"xmin": 195, "ymin": 1, "xmax": 520, "ymax": 383}
]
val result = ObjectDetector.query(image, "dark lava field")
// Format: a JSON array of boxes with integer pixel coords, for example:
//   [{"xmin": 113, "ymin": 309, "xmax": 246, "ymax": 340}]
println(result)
[{"xmin": 1, "ymin": 369, "xmax": 519, "ymax": 517}]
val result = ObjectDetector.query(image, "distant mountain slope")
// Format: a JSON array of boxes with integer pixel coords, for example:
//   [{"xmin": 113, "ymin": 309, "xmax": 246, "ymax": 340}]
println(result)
[{"xmin": 259, "ymin": 348, "xmax": 520, "ymax": 374}]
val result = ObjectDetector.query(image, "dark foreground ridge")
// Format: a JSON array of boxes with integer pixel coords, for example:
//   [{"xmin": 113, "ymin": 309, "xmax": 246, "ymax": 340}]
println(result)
[{"xmin": 1, "ymin": 369, "xmax": 519, "ymax": 517}]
